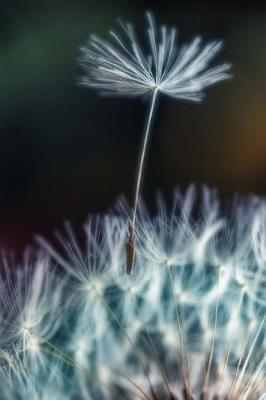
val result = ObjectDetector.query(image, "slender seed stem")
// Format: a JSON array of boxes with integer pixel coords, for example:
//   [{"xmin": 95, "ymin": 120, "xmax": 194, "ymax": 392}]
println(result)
[
  {"xmin": 230, "ymin": 316, "xmax": 265, "ymax": 398},
  {"xmin": 127, "ymin": 88, "xmax": 158, "ymax": 274},
  {"xmin": 215, "ymin": 288, "xmax": 244, "ymax": 397},
  {"xmin": 204, "ymin": 266, "xmax": 222, "ymax": 390},
  {"xmin": 167, "ymin": 266, "xmax": 191, "ymax": 394}
]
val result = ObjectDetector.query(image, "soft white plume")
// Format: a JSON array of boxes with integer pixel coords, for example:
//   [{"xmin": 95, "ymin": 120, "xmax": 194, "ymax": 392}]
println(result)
[{"xmin": 80, "ymin": 12, "xmax": 231, "ymax": 100}]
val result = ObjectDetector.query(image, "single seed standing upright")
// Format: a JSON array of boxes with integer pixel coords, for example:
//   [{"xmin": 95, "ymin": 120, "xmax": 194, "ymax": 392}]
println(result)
[{"xmin": 79, "ymin": 11, "xmax": 231, "ymax": 274}]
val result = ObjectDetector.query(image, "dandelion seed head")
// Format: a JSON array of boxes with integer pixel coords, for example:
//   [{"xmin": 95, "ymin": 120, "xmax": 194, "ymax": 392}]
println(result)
[
  {"xmin": 34, "ymin": 186, "xmax": 266, "ymax": 399},
  {"xmin": 80, "ymin": 12, "xmax": 231, "ymax": 101}
]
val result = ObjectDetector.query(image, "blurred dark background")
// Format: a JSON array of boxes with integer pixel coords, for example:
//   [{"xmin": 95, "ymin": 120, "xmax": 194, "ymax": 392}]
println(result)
[{"xmin": 1, "ymin": 0, "xmax": 266, "ymax": 252}]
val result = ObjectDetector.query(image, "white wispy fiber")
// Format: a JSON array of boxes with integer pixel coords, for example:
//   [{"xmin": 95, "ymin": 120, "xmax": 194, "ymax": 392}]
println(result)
[
  {"xmin": 80, "ymin": 12, "xmax": 231, "ymax": 100},
  {"xmin": 3, "ymin": 186, "xmax": 257, "ymax": 399},
  {"xmin": 0, "ymin": 252, "xmax": 67, "ymax": 371}
]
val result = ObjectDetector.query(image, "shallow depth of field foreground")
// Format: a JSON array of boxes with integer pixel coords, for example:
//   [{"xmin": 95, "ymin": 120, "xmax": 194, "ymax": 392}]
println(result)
[{"xmin": 0, "ymin": 187, "xmax": 265, "ymax": 399}]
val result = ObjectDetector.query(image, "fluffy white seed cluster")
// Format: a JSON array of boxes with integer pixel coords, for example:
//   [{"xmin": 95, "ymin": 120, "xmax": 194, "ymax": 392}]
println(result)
[
  {"xmin": 80, "ymin": 12, "xmax": 231, "ymax": 101},
  {"xmin": 0, "ymin": 186, "xmax": 265, "ymax": 399}
]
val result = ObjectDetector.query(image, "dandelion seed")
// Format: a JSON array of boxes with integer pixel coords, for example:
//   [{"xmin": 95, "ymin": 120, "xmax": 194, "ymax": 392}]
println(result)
[
  {"xmin": 0, "ymin": 252, "xmax": 67, "ymax": 371},
  {"xmin": 80, "ymin": 12, "xmax": 232, "ymax": 273}
]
